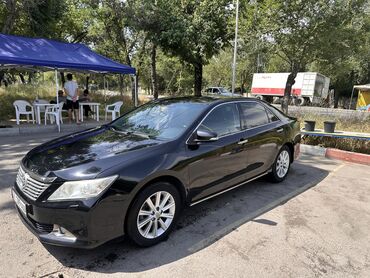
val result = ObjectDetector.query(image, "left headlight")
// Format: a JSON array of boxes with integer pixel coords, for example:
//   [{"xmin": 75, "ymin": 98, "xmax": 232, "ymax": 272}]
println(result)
[{"xmin": 48, "ymin": 175, "xmax": 118, "ymax": 201}]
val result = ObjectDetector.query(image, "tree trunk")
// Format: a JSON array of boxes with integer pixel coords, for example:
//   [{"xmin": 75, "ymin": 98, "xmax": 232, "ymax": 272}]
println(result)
[
  {"xmin": 19, "ymin": 73, "xmax": 26, "ymax": 84},
  {"xmin": 193, "ymin": 62, "xmax": 203, "ymax": 97},
  {"xmin": 151, "ymin": 43, "xmax": 158, "ymax": 99},
  {"xmin": 2, "ymin": 0, "xmax": 18, "ymax": 34},
  {"xmin": 119, "ymin": 75, "xmax": 124, "ymax": 97},
  {"xmin": 0, "ymin": 72, "xmax": 4, "ymax": 87},
  {"xmin": 281, "ymin": 71, "xmax": 298, "ymax": 114},
  {"xmin": 60, "ymin": 72, "xmax": 65, "ymax": 86},
  {"xmin": 217, "ymin": 78, "xmax": 223, "ymax": 87},
  {"xmin": 85, "ymin": 76, "xmax": 90, "ymax": 90},
  {"xmin": 28, "ymin": 72, "xmax": 34, "ymax": 84}
]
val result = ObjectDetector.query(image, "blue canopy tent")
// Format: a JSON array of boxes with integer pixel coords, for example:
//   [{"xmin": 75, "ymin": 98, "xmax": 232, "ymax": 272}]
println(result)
[{"xmin": 0, "ymin": 34, "xmax": 137, "ymax": 130}]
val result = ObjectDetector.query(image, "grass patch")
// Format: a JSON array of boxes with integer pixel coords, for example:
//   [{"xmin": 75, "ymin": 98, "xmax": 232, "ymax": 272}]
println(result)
[{"xmin": 293, "ymin": 113, "xmax": 370, "ymax": 133}]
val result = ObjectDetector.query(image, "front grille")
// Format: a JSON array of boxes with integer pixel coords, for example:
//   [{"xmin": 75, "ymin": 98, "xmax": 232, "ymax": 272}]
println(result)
[{"xmin": 16, "ymin": 166, "xmax": 50, "ymax": 200}]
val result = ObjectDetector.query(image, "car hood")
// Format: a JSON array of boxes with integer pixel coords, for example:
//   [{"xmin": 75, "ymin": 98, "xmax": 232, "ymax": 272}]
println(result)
[{"xmin": 23, "ymin": 126, "xmax": 164, "ymax": 179}]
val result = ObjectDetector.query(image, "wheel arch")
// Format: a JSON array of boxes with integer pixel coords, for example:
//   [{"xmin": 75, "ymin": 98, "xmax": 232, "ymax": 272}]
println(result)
[{"xmin": 283, "ymin": 142, "xmax": 294, "ymax": 162}]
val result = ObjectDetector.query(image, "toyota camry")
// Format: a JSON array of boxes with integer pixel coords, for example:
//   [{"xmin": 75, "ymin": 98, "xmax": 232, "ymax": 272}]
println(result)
[{"xmin": 12, "ymin": 97, "xmax": 300, "ymax": 248}]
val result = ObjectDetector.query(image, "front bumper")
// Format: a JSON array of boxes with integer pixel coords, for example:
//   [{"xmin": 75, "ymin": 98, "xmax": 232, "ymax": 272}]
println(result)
[{"xmin": 11, "ymin": 186, "xmax": 127, "ymax": 249}]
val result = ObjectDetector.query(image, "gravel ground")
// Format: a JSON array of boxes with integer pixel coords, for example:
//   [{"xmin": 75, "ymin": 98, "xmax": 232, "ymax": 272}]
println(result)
[{"xmin": 0, "ymin": 133, "xmax": 369, "ymax": 278}]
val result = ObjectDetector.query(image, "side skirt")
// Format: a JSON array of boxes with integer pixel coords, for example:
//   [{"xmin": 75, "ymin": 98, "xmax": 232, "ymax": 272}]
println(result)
[{"xmin": 189, "ymin": 170, "xmax": 271, "ymax": 207}]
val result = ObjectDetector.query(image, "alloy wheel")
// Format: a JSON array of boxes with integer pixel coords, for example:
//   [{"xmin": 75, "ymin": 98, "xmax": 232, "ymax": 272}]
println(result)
[
  {"xmin": 276, "ymin": 150, "xmax": 290, "ymax": 178},
  {"xmin": 136, "ymin": 191, "xmax": 176, "ymax": 239}
]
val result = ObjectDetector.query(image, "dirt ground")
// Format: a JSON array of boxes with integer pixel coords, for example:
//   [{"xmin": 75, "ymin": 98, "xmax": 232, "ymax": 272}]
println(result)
[{"xmin": 0, "ymin": 133, "xmax": 369, "ymax": 278}]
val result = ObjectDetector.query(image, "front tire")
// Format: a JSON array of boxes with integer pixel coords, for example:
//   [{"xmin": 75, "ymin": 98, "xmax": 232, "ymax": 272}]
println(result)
[
  {"xmin": 126, "ymin": 182, "xmax": 182, "ymax": 247},
  {"xmin": 268, "ymin": 145, "xmax": 291, "ymax": 183}
]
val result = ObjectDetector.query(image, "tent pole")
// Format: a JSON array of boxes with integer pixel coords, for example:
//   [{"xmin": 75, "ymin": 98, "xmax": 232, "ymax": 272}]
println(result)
[
  {"xmin": 349, "ymin": 86, "xmax": 355, "ymax": 110},
  {"xmin": 103, "ymin": 75, "xmax": 107, "ymax": 107},
  {"xmin": 55, "ymin": 69, "xmax": 60, "ymax": 132},
  {"xmin": 134, "ymin": 75, "xmax": 138, "ymax": 107}
]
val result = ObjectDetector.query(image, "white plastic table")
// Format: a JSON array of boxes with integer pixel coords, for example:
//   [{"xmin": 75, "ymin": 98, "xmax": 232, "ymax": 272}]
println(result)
[
  {"xmin": 79, "ymin": 102, "xmax": 100, "ymax": 122},
  {"xmin": 33, "ymin": 103, "xmax": 57, "ymax": 125}
]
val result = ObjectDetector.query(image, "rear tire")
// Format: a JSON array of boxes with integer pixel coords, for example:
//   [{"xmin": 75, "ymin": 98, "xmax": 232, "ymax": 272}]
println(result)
[
  {"xmin": 126, "ymin": 182, "xmax": 182, "ymax": 247},
  {"xmin": 268, "ymin": 145, "xmax": 291, "ymax": 183}
]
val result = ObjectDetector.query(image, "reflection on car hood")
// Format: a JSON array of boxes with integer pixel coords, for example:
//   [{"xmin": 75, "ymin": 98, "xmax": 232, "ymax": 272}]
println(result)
[{"xmin": 23, "ymin": 126, "xmax": 162, "ymax": 177}]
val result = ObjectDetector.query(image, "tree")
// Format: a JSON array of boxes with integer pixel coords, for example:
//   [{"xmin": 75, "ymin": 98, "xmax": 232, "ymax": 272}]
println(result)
[
  {"xmin": 241, "ymin": 0, "xmax": 368, "ymax": 113},
  {"xmin": 125, "ymin": 1, "xmax": 163, "ymax": 99},
  {"xmin": 84, "ymin": 0, "xmax": 147, "ymax": 101},
  {"xmin": 153, "ymin": 0, "xmax": 233, "ymax": 96}
]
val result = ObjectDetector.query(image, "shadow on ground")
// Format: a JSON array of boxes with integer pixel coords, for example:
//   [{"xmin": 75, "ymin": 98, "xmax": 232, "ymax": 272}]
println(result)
[{"xmin": 44, "ymin": 161, "xmax": 330, "ymax": 275}]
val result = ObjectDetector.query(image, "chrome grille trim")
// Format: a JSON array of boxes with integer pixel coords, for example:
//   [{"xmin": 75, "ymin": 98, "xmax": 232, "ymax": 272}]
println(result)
[{"xmin": 16, "ymin": 166, "xmax": 51, "ymax": 200}]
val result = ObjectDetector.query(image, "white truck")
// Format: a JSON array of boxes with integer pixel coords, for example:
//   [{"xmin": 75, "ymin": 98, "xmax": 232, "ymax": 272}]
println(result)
[{"xmin": 250, "ymin": 72, "xmax": 330, "ymax": 106}]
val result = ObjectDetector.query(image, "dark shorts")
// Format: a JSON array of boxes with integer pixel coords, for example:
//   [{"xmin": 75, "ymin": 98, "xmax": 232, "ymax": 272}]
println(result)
[{"xmin": 66, "ymin": 99, "xmax": 79, "ymax": 110}]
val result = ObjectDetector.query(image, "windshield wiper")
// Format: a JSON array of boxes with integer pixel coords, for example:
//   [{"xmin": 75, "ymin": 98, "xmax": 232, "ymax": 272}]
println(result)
[
  {"xmin": 130, "ymin": 131, "xmax": 152, "ymax": 139},
  {"xmin": 110, "ymin": 126, "xmax": 153, "ymax": 139},
  {"xmin": 109, "ymin": 126, "xmax": 131, "ymax": 135}
]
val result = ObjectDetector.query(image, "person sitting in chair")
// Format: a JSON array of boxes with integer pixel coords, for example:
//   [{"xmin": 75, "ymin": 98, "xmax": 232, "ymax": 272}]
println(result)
[
  {"xmin": 50, "ymin": 90, "xmax": 67, "ymax": 110},
  {"xmin": 80, "ymin": 89, "xmax": 94, "ymax": 118}
]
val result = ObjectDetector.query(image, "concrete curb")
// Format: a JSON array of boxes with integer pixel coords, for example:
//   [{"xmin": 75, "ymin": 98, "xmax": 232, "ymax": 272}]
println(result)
[
  {"xmin": 301, "ymin": 144, "xmax": 370, "ymax": 165},
  {"xmin": 300, "ymin": 144, "xmax": 326, "ymax": 156},
  {"xmin": 325, "ymin": 148, "xmax": 370, "ymax": 165}
]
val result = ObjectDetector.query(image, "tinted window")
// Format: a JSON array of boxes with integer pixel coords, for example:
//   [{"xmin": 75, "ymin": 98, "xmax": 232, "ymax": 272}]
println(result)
[
  {"xmin": 200, "ymin": 104, "xmax": 240, "ymax": 137},
  {"xmin": 239, "ymin": 102, "xmax": 269, "ymax": 129},
  {"xmin": 266, "ymin": 108, "xmax": 279, "ymax": 122},
  {"xmin": 265, "ymin": 104, "xmax": 288, "ymax": 120}
]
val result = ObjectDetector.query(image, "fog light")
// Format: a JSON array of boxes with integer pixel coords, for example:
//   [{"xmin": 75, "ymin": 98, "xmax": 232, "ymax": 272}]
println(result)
[{"xmin": 52, "ymin": 224, "xmax": 77, "ymax": 241}]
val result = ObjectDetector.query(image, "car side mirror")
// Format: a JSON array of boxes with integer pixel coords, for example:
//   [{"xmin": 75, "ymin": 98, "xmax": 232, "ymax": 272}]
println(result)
[{"xmin": 194, "ymin": 128, "xmax": 218, "ymax": 142}]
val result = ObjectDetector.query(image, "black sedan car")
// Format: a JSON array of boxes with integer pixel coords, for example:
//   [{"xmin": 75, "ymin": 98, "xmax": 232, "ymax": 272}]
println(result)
[{"xmin": 12, "ymin": 97, "xmax": 300, "ymax": 248}]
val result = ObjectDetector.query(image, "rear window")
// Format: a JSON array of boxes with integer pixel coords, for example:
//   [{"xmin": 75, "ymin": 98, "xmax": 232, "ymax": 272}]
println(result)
[
  {"xmin": 263, "ymin": 103, "xmax": 289, "ymax": 120},
  {"xmin": 239, "ymin": 102, "xmax": 269, "ymax": 129}
]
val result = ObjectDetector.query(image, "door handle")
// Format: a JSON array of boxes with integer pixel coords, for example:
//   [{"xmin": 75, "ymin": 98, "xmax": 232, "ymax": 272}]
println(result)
[
  {"xmin": 238, "ymin": 138, "xmax": 249, "ymax": 145},
  {"xmin": 276, "ymin": 128, "xmax": 284, "ymax": 133}
]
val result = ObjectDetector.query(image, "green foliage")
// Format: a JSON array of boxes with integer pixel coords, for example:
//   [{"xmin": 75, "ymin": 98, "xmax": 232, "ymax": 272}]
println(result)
[
  {"xmin": 0, "ymin": 0, "xmax": 369, "ymax": 102},
  {"xmin": 155, "ymin": 0, "xmax": 233, "ymax": 65},
  {"xmin": 234, "ymin": 0, "xmax": 370, "ymax": 97}
]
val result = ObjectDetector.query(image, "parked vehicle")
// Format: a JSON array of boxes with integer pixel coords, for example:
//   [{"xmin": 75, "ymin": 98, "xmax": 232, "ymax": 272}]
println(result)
[
  {"xmin": 205, "ymin": 87, "xmax": 236, "ymax": 97},
  {"xmin": 12, "ymin": 97, "xmax": 301, "ymax": 248},
  {"xmin": 251, "ymin": 72, "xmax": 330, "ymax": 106}
]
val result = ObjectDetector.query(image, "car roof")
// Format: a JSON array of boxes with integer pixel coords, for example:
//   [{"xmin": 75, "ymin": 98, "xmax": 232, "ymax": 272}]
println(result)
[{"xmin": 154, "ymin": 96, "xmax": 258, "ymax": 105}]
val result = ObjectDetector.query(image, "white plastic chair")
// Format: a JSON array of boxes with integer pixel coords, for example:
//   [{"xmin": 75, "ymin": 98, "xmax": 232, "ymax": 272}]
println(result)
[
  {"xmin": 44, "ymin": 102, "xmax": 64, "ymax": 125},
  {"xmin": 13, "ymin": 100, "xmax": 35, "ymax": 125},
  {"xmin": 105, "ymin": 101, "xmax": 123, "ymax": 121}
]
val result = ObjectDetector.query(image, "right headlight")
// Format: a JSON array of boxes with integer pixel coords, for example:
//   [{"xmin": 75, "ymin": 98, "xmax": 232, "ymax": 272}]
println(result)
[{"xmin": 48, "ymin": 175, "xmax": 118, "ymax": 201}]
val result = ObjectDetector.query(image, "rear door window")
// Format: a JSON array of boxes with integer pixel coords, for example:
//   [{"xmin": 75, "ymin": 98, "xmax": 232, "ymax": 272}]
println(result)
[
  {"xmin": 239, "ymin": 102, "xmax": 270, "ymax": 129},
  {"xmin": 200, "ymin": 103, "xmax": 241, "ymax": 137},
  {"xmin": 266, "ymin": 108, "xmax": 279, "ymax": 122}
]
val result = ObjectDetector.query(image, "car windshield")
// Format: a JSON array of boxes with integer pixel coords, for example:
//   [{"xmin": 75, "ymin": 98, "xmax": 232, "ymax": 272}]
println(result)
[
  {"xmin": 110, "ymin": 100, "xmax": 207, "ymax": 140},
  {"xmin": 220, "ymin": 88, "xmax": 231, "ymax": 94}
]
